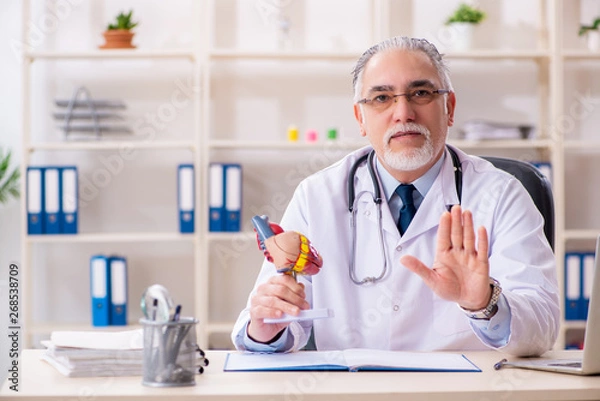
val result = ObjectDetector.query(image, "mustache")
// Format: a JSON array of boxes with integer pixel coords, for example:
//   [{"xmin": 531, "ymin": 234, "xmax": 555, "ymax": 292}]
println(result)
[{"xmin": 384, "ymin": 123, "xmax": 430, "ymax": 142}]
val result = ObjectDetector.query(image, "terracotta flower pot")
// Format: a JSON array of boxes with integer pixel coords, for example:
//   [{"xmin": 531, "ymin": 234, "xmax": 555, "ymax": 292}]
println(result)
[{"xmin": 99, "ymin": 29, "xmax": 135, "ymax": 49}]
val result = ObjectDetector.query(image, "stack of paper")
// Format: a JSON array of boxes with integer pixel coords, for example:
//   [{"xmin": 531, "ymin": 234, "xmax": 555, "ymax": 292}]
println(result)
[
  {"xmin": 461, "ymin": 120, "xmax": 534, "ymax": 140},
  {"xmin": 41, "ymin": 329, "xmax": 145, "ymax": 377}
]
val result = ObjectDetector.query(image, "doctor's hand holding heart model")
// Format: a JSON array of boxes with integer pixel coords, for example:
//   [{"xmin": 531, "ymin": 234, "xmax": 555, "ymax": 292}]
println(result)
[{"xmin": 232, "ymin": 36, "xmax": 560, "ymax": 357}]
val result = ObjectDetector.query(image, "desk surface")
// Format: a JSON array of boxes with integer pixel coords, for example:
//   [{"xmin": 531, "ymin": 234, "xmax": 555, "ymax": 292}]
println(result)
[{"xmin": 3, "ymin": 349, "xmax": 600, "ymax": 401}]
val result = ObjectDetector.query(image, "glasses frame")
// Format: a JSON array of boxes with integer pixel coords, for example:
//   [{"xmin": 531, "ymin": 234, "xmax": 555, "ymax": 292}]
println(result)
[{"xmin": 357, "ymin": 89, "xmax": 451, "ymax": 109}]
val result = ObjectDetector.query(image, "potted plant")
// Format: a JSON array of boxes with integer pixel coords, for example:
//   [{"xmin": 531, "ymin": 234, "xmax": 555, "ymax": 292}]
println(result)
[
  {"xmin": 0, "ymin": 148, "xmax": 20, "ymax": 205},
  {"xmin": 445, "ymin": 3, "xmax": 486, "ymax": 51},
  {"xmin": 99, "ymin": 10, "xmax": 138, "ymax": 49},
  {"xmin": 579, "ymin": 18, "xmax": 600, "ymax": 52}
]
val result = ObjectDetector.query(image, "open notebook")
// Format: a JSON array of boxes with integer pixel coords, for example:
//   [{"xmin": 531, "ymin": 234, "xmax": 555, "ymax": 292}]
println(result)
[{"xmin": 495, "ymin": 236, "xmax": 600, "ymax": 375}]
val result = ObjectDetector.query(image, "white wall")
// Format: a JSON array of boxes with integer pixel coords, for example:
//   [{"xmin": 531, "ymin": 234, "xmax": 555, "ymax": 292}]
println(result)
[{"xmin": 2, "ymin": 0, "xmax": 600, "ymax": 355}]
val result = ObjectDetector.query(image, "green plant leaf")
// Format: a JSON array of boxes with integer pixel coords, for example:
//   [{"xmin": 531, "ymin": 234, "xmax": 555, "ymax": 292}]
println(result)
[
  {"xmin": 446, "ymin": 3, "xmax": 486, "ymax": 25},
  {"xmin": 0, "ymin": 148, "xmax": 20, "ymax": 205},
  {"xmin": 106, "ymin": 9, "xmax": 138, "ymax": 31},
  {"xmin": 579, "ymin": 17, "xmax": 600, "ymax": 36}
]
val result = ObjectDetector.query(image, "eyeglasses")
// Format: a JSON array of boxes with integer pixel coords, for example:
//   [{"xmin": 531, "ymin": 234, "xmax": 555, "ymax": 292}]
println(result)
[{"xmin": 357, "ymin": 88, "xmax": 450, "ymax": 111}]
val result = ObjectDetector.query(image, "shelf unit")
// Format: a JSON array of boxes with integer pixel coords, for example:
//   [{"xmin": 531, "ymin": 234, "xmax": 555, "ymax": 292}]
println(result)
[
  {"xmin": 19, "ymin": 1, "xmax": 202, "ymax": 347},
  {"xmin": 197, "ymin": 0, "xmax": 596, "ymax": 351},
  {"xmin": 18, "ymin": 0, "xmax": 600, "ymax": 351}
]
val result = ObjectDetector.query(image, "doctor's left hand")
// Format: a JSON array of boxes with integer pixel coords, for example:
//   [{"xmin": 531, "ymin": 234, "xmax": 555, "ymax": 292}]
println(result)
[{"xmin": 400, "ymin": 205, "xmax": 492, "ymax": 311}]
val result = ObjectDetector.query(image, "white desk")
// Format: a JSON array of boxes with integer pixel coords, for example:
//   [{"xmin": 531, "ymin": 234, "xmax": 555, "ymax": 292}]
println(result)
[{"xmin": 3, "ymin": 350, "xmax": 600, "ymax": 400}]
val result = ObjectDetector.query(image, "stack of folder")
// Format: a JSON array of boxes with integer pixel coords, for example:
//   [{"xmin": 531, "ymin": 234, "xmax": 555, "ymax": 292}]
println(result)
[
  {"xmin": 565, "ymin": 252, "xmax": 595, "ymax": 321},
  {"xmin": 208, "ymin": 163, "xmax": 242, "ymax": 232},
  {"xmin": 26, "ymin": 166, "xmax": 78, "ymax": 235},
  {"xmin": 41, "ymin": 329, "xmax": 144, "ymax": 377},
  {"xmin": 90, "ymin": 255, "xmax": 128, "ymax": 327}
]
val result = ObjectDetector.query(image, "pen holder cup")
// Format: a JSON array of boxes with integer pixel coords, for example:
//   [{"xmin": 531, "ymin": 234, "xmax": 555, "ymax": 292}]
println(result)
[{"xmin": 141, "ymin": 317, "xmax": 199, "ymax": 387}]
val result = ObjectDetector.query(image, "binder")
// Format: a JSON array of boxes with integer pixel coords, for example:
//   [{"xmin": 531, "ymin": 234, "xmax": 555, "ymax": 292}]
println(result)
[
  {"xmin": 61, "ymin": 166, "xmax": 78, "ymax": 234},
  {"xmin": 209, "ymin": 163, "xmax": 225, "ymax": 232},
  {"xmin": 533, "ymin": 162, "xmax": 552, "ymax": 185},
  {"xmin": 224, "ymin": 164, "xmax": 242, "ymax": 232},
  {"xmin": 565, "ymin": 253, "xmax": 582, "ymax": 320},
  {"xmin": 44, "ymin": 167, "xmax": 62, "ymax": 234},
  {"xmin": 109, "ymin": 256, "xmax": 128, "ymax": 326},
  {"xmin": 178, "ymin": 164, "xmax": 195, "ymax": 233},
  {"xmin": 90, "ymin": 255, "xmax": 111, "ymax": 327},
  {"xmin": 582, "ymin": 252, "xmax": 595, "ymax": 321},
  {"xmin": 26, "ymin": 167, "xmax": 45, "ymax": 235}
]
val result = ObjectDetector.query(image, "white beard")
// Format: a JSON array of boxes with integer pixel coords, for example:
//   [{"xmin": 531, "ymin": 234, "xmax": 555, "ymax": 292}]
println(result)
[{"xmin": 382, "ymin": 123, "xmax": 434, "ymax": 171}]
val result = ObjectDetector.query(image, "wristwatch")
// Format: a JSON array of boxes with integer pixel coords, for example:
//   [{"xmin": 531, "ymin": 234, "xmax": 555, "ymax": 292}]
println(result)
[{"xmin": 459, "ymin": 277, "xmax": 502, "ymax": 320}]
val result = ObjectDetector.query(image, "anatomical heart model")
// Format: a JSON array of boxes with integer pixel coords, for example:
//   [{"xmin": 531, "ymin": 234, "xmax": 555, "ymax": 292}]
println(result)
[{"xmin": 251, "ymin": 215, "xmax": 323, "ymax": 278}]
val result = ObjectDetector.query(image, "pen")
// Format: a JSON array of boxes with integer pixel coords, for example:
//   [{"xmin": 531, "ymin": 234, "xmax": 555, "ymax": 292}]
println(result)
[
  {"xmin": 172, "ymin": 304, "xmax": 181, "ymax": 322},
  {"xmin": 152, "ymin": 298, "xmax": 158, "ymax": 321}
]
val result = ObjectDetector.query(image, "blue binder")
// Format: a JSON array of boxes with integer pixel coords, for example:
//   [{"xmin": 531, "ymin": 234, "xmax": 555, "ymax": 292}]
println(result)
[
  {"xmin": 26, "ymin": 167, "xmax": 45, "ymax": 235},
  {"xmin": 532, "ymin": 162, "xmax": 552, "ymax": 184},
  {"xmin": 90, "ymin": 255, "xmax": 111, "ymax": 327},
  {"xmin": 178, "ymin": 164, "xmax": 195, "ymax": 233},
  {"xmin": 581, "ymin": 252, "xmax": 595, "ymax": 321},
  {"xmin": 209, "ymin": 163, "xmax": 225, "ymax": 232},
  {"xmin": 224, "ymin": 164, "xmax": 242, "ymax": 232},
  {"xmin": 60, "ymin": 166, "xmax": 78, "ymax": 234},
  {"xmin": 44, "ymin": 167, "xmax": 62, "ymax": 234},
  {"xmin": 109, "ymin": 256, "xmax": 128, "ymax": 326},
  {"xmin": 564, "ymin": 253, "xmax": 582, "ymax": 321}
]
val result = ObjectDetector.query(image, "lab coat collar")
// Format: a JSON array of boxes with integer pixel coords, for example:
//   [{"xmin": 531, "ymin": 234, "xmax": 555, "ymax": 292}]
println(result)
[
  {"xmin": 352, "ymin": 145, "xmax": 462, "ymax": 239},
  {"xmin": 353, "ymin": 148, "xmax": 399, "ymax": 236}
]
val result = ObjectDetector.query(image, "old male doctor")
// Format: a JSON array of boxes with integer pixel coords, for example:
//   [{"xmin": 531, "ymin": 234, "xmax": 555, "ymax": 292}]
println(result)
[{"xmin": 232, "ymin": 36, "xmax": 559, "ymax": 357}]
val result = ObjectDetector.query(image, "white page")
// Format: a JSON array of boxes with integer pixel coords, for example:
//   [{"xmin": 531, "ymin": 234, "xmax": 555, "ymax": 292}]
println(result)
[
  {"xmin": 343, "ymin": 349, "xmax": 479, "ymax": 371},
  {"xmin": 225, "ymin": 351, "xmax": 347, "ymax": 371},
  {"xmin": 50, "ymin": 329, "xmax": 143, "ymax": 350}
]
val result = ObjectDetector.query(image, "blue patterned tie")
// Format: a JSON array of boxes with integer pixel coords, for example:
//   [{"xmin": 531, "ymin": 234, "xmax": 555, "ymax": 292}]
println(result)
[{"xmin": 396, "ymin": 184, "xmax": 416, "ymax": 235}]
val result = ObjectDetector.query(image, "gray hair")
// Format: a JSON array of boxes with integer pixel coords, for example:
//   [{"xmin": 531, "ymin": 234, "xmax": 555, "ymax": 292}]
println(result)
[{"xmin": 351, "ymin": 36, "xmax": 453, "ymax": 102}]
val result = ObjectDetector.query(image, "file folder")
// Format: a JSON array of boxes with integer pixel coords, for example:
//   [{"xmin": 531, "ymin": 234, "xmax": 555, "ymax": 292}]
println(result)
[
  {"xmin": 44, "ymin": 167, "xmax": 61, "ymax": 234},
  {"xmin": 565, "ymin": 253, "xmax": 582, "ymax": 320},
  {"xmin": 90, "ymin": 255, "xmax": 111, "ymax": 327},
  {"xmin": 178, "ymin": 164, "xmax": 195, "ymax": 233},
  {"xmin": 26, "ymin": 167, "xmax": 44, "ymax": 235},
  {"xmin": 61, "ymin": 166, "xmax": 78, "ymax": 234},
  {"xmin": 582, "ymin": 252, "xmax": 595, "ymax": 321},
  {"xmin": 109, "ymin": 256, "xmax": 128, "ymax": 326},
  {"xmin": 533, "ymin": 162, "xmax": 552, "ymax": 185},
  {"xmin": 209, "ymin": 163, "xmax": 225, "ymax": 232},
  {"xmin": 224, "ymin": 164, "xmax": 242, "ymax": 232}
]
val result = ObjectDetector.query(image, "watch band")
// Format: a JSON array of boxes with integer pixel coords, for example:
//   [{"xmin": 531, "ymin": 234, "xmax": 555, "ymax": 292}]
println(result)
[{"xmin": 459, "ymin": 277, "xmax": 502, "ymax": 320}]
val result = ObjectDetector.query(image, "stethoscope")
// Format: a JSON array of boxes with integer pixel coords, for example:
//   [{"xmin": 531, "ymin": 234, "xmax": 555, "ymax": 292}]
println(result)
[{"xmin": 346, "ymin": 145, "xmax": 463, "ymax": 285}]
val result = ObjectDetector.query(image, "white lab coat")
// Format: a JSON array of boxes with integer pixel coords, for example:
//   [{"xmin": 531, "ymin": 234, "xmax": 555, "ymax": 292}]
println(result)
[{"xmin": 232, "ymin": 145, "xmax": 559, "ymax": 356}]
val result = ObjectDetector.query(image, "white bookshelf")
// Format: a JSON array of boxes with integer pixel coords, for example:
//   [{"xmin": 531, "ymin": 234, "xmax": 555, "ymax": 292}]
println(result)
[
  {"xmin": 19, "ymin": 1, "xmax": 203, "ymax": 347},
  {"xmin": 18, "ymin": 0, "xmax": 600, "ymax": 351},
  {"xmin": 198, "ymin": 0, "xmax": 593, "ymax": 351}
]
